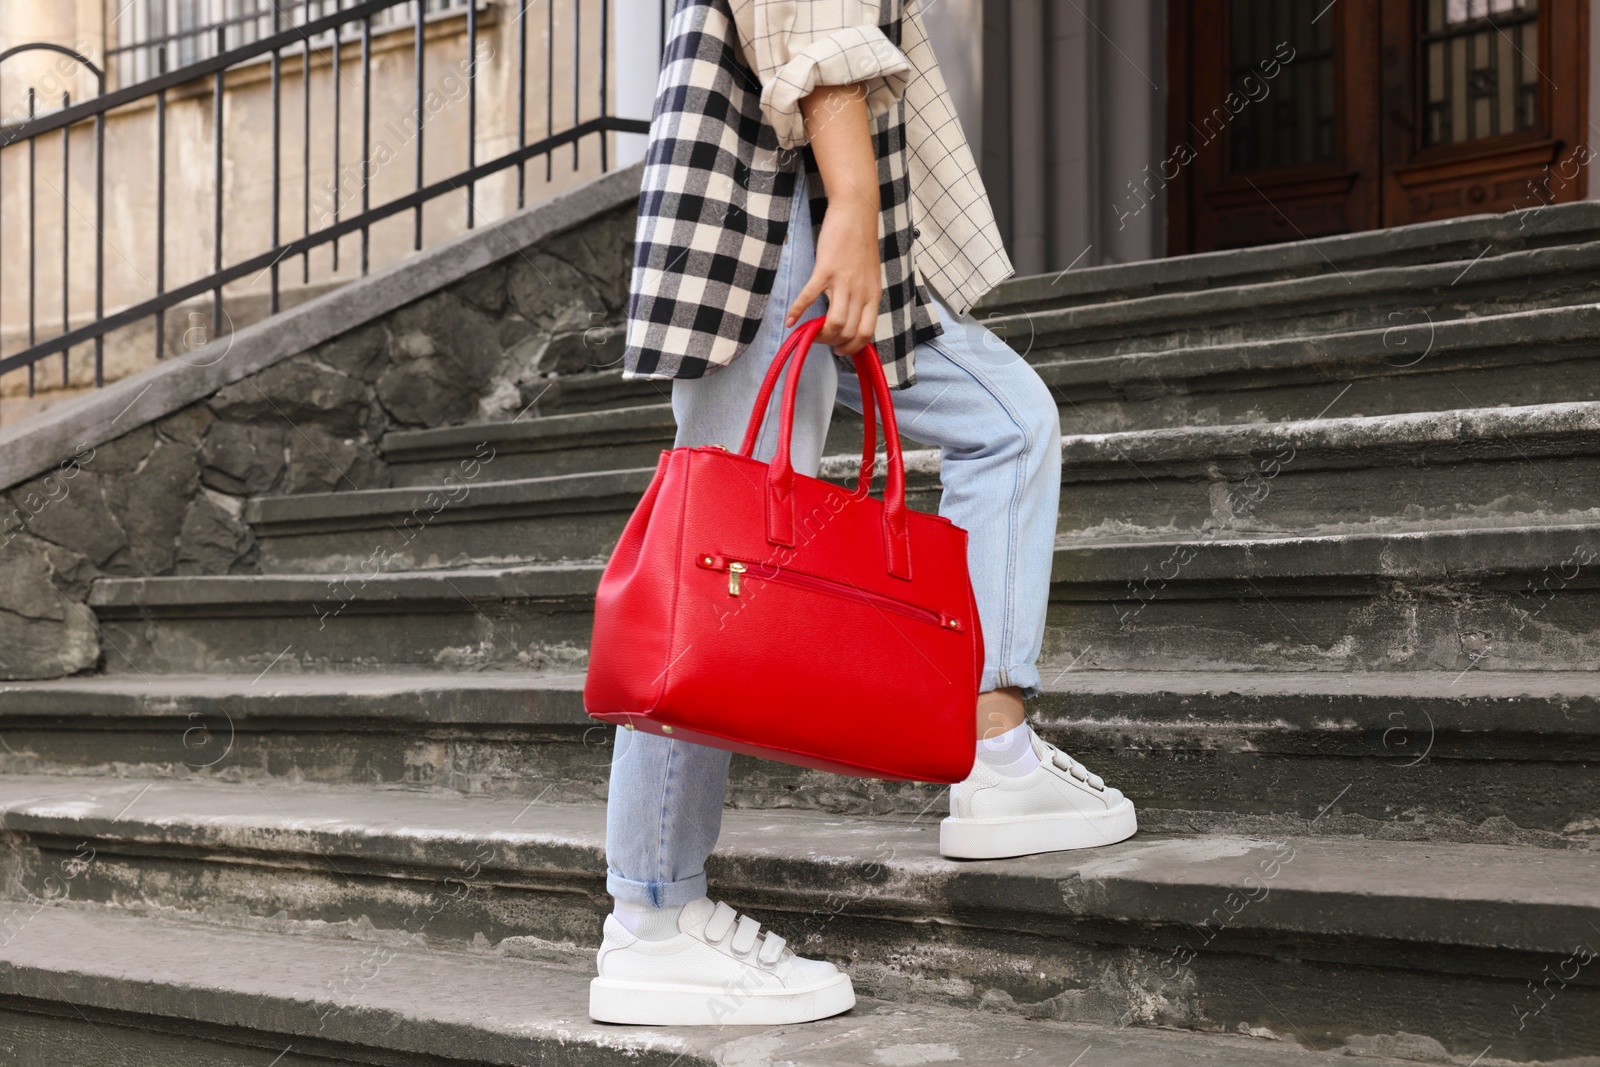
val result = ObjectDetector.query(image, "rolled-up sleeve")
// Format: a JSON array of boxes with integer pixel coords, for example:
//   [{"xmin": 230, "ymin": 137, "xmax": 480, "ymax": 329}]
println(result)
[{"xmin": 733, "ymin": 0, "xmax": 913, "ymax": 150}]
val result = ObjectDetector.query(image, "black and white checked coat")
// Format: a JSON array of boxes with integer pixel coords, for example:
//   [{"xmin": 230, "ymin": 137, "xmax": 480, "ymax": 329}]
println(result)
[{"xmin": 622, "ymin": 0, "xmax": 1011, "ymax": 389}]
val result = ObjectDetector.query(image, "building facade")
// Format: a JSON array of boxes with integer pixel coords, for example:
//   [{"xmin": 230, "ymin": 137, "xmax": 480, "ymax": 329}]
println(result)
[{"xmin": 626, "ymin": 0, "xmax": 1595, "ymax": 275}]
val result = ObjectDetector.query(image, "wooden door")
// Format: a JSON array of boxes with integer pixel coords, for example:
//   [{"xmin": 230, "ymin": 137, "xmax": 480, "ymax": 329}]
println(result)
[
  {"xmin": 1167, "ymin": 0, "xmax": 1588, "ymax": 254},
  {"xmin": 1380, "ymin": 0, "xmax": 1588, "ymax": 226}
]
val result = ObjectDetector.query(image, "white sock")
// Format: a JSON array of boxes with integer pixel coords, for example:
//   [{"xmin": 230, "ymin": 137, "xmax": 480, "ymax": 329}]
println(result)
[
  {"xmin": 612, "ymin": 898, "xmax": 687, "ymax": 941},
  {"xmin": 975, "ymin": 722, "xmax": 1041, "ymax": 777}
]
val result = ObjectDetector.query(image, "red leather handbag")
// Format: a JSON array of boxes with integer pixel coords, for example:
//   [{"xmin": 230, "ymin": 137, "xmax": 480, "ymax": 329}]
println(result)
[{"xmin": 584, "ymin": 317, "xmax": 982, "ymax": 783}]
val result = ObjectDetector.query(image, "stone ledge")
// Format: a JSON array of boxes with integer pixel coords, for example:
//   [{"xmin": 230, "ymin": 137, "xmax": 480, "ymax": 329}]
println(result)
[
  {"xmin": 1038, "ymin": 301, "xmax": 1600, "ymax": 392},
  {"xmin": 1053, "ymin": 521, "xmax": 1600, "ymax": 587},
  {"xmin": 0, "ymin": 670, "xmax": 1588, "ymax": 844},
  {"xmin": 2, "ymin": 667, "xmax": 1596, "ymax": 735},
  {"xmin": 979, "ymin": 199, "xmax": 1600, "ymax": 315},
  {"xmin": 0, "ymin": 908, "xmax": 1425, "ymax": 1067},
  {"xmin": 987, "ymin": 237, "xmax": 1600, "ymax": 341},
  {"xmin": 0, "ymin": 163, "xmax": 645, "ymax": 495},
  {"xmin": 0, "ymin": 669, "xmax": 588, "ymax": 723},
  {"xmin": 1064, "ymin": 400, "xmax": 1600, "ymax": 477},
  {"xmin": 84, "ymin": 521, "xmax": 1600, "ymax": 614},
  {"xmin": 380, "ymin": 402, "xmax": 676, "ymax": 461},
  {"xmin": 2, "ymin": 776, "xmax": 1594, "ymax": 958},
  {"xmin": 362, "ymin": 397, "xmax": 1600, "ymax": 487},
  {"xmin": 245, "ymin": 466, "xmax": 656, "ymax": 532},
  {"xmin": 87, "ymin": 561, "xmax": 604, "ymax": 613}
]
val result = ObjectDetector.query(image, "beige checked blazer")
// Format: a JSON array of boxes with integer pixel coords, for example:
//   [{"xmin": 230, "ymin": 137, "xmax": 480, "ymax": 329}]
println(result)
[{"xmin": 731, "ymin": 0, "xmax": 1014, "ymax": 317}]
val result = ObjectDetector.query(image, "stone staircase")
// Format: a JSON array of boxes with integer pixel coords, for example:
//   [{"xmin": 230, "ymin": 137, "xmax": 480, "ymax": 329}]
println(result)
[{"xmin": 1, "ymin": 199, "xmax": 1598, "ymax": 1064}]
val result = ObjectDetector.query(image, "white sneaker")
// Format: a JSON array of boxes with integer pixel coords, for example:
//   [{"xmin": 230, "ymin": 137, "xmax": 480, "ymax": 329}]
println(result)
[
  {"xmin": 940, "ymin": 727, "xmax": 1137, "ymax": 859},
  {"xmin": 588, "ymin": 898, "xmax": 855, "ymax": 1025}
]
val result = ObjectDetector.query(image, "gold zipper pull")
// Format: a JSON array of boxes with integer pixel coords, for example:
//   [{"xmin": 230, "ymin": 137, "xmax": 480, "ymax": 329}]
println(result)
[{"xmin": 728, "ymin": 561, "xmax": 746, "ymax": 596}]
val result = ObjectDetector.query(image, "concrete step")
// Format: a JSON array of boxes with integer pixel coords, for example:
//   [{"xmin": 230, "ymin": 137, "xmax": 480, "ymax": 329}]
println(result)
[
  {"xmin": 990, "ymin": 239, "xmax": 1600, "ymax": 368},
  {"xmin": 380, "ymin": 402, "xmax": 872, "ymax": 487},
  {"xmin": 249, "ymin": 465, "xmax": 659, "ymax": 573},
  {"xmin": 512, "ymin": 205, "xmax": 1600, "ymax": 423},
  {"xmin": 1054, "ymin": 400, "xmax": 1600, "ymax": 542},
  {"xmin": 402, "ymin": 300, "xmax": 1600, "ymax": 460},
  {"xmin": 255, "ymin": 402, "xmax": 1600, "ymax": 574},
  {"xmin": 88, "ymin": 564, "xmax": 603, "ymax": 675},
  {"xmin": 384, "ymin": 402, "xmax": 678, "ymax": 485},
  {"xmin": 1042, "ymin": 301, "xmax": 1600, "ymax": 434},
  {"xmin": 0, "ymin": 908, "xmax": 1433, "ymax": 1067},
  {"xmin": 0, "ymin": 670, "xmax": 1593, "ymax": 845},
  {"xmin": 515, "ymin": 365, "xmax": 670, "ymax": 418},
  {"xmin": 3, "ymin": 775, "xmax": 1594, "ymax": 1062},
  {"xmin": 89, "ymin": 520, "xmax": 1600, "ymax": 675},
  {"xmin": 1051, "ymin": 521, "xmax": 1600, "ymax": 673},
  {"xmin": 976, "ymin": 199, "xmax": 1600, "ymax": 318}
]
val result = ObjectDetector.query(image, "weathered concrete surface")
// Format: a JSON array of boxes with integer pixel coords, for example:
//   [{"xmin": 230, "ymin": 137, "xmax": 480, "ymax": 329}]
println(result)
[
  {"xmin": 83, "ymin": 522, "xmax": 1600, "ymax": 676},
  {"xmin": 1059, "ymin": 402, "xmax": 1600, "ymax": 542},
  {"xmin": 382, "ymin": 402, "xmax": 680, "ymax": 483},
  {"xmin": 6, "ymin": 777, "xmax": 1594, "ymax": 954},
  {"xmin": 0, "ymin": 778, "xmax": 1595, "ymax": 1061},
  {"xmin": 1048, "ymin": 522, "xmax": 1600, "ymax": 673},
  {"xmin": 381, "ymin": 393, "xmax": 1600, "ymax": 489},
  {"xmin": 1040, "ymin": 302, "xmax": 1600, "ymax": 435},
  {"xmin": 247, "ymin": 467, "xmax": 658, "ymax": 572},
  {"xmin": 0, "ymin": 909, "xmax": 1436, "ymax": 1067},
  {"xmin": 88, "ymin": 565, "xmax": 602, "ymax": 675},
  {"xmin": 381, "ymin": 401, "xmax": 873, "ymax": 486},
  {"xmin": 976, "ymin": 198, "xmax": 1600, "ymax": 317},
  {"xmin": 250, "ymin": 400, "xmax": 1600, "ymax": 576},
  {"xmin": 0, "ymin": 669, "xmax": 1590, "ymax": 844},
  {"xmin": 988, "ymin": 239, "xmax": 1600, "ymax": 364}
]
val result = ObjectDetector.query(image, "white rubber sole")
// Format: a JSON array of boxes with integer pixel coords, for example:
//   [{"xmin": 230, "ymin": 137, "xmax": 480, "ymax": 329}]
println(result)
[
  {"xmin": 589, "ymin": 971, "xmax": 855, "ymax": 1025},
  {"xmin": 939, "ymin": 798, "xmax": 1138, "ymax": 859}
]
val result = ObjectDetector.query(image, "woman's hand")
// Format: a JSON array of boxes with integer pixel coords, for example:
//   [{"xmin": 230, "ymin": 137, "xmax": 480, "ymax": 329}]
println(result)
[{"xmin": 784, "ymin": 85, "xmax": 882, "ymax": 357}]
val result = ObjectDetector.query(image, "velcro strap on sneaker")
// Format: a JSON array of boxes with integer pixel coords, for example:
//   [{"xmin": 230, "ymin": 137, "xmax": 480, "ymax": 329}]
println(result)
[
  {"xmin": 704, "ymin": 901, "xmax": 738, "ymax": 943},
  {"xmin": 730, "ymin": 914, "xmax": 761, "ymax": 955},
  {"xmin": 757, "ymin": 933, "xmax": 787, "ymax": 965},
  {"xmin": 1050, "ymin": 750, "xmax": 1101, "ymax": 788}
]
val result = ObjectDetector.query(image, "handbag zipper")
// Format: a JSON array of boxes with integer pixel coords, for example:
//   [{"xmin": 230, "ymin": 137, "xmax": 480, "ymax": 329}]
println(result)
[{"xmin": 696, "ymin": 553, "xmax": 964, "ymax": 631}]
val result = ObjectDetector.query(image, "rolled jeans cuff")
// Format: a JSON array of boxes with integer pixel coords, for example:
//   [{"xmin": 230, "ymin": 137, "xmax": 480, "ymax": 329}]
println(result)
[
  {"xmin": 606, "ymin": 867, "xmax": 709, "ymax": 908},
  {"xmin": 986, "ymin": 662, "xmax": 1043, "ymax": 701}
]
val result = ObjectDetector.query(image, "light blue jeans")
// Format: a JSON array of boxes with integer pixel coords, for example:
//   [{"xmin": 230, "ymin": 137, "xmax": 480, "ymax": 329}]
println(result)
[{"xmin": 605, "ymin": 171, "xmax": 1062, "ymax": 907}]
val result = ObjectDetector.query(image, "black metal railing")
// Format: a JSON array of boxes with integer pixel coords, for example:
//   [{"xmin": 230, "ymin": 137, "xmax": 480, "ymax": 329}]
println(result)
[{"xmin": 0, "ymin": 0, "xmax": 648, "ymax": 404}]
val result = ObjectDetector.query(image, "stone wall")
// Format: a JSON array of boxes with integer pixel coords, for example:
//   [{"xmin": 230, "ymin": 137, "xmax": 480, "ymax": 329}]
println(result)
[{"xmin": 0, "ymin": 202, "xmax": 634, "ymax": 680}]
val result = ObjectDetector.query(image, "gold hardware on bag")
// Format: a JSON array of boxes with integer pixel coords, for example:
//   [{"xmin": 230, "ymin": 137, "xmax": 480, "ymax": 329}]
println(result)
[
  {"xmin": 728, "ymin": 561, "xmax": 746, "ymax": 596},
  {"xmin": 661, "ymin": 724, "xmax": 674, "ymax": 734}
]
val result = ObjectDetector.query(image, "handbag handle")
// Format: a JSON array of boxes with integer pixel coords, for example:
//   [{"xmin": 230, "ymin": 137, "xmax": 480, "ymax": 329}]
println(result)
[
  {"xmin": 735, "ymin": 317, "xmax": 912, "ymax": 580},
  {"xmin": 737, "ymin": 317, "xmax": 880, "ymax": 494}
]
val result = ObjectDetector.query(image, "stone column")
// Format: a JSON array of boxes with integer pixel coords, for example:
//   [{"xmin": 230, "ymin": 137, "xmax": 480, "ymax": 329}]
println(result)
[
  {"xmin": 978, "ymin": 0, "xmax": 1167, "ymax": 274},
  {"xmin": 1097, "ymin": 0, "xmax": 1166, "ymax": 265},
  {"xmin": 1590, "ymin": 1, "xmax": 1600, "ymax": 200},
  {"xmin": 613, "ymin": 0, "xmax": 665, "ymax": 168}
]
